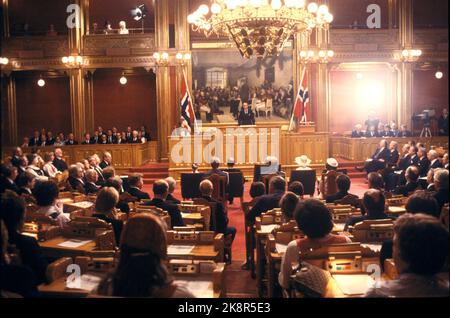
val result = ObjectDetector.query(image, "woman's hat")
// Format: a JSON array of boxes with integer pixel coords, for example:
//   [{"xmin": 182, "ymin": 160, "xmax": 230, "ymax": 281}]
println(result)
[
  {"xmin": 326, "ymin": 158, "xmax": 339, "ymax": 168},
  {"xmin": 295, "ymin": 155, "xmax": 311, "ymax": 168},
  {"xmin": 120, "ymin": 213, "xmax": 167, "ymax": 259}
]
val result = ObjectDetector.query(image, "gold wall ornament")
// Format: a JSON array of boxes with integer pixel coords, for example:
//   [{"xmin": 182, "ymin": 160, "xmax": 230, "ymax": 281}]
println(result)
[{"xmin": 188, "ymin": 0, "xmax": 333, "ymax": 59}]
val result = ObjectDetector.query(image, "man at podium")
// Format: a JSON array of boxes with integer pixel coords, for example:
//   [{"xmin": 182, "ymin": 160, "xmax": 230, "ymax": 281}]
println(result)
[{"xmin": 238, "ymin": 103, "xmax": 255, "ymax": 126}]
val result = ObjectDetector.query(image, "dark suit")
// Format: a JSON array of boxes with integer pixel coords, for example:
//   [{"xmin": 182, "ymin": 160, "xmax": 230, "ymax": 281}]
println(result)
[
  {"xmin": 408, "ymin": 155, "xmax": 419, "ymax": 167},
  {"xmin": 397, "ymin": 130, "xmax": 412, "ymax": 138},
  {"xmin": 392, "ymin": 181, "xmax": 419, "ymax": 196},
  {"xmin": 201, "ymin": 195, "xmax": 236, "ymax": 240},
  {"xmin": 8, "ymin": 232, "xmax": 48, "ymax": 284},
  {"xmin": 53, "ymin": 157, "xmax": 68, "ymax": 172},
  {"xmin": 106, "ymin": 135, "xmax": 117, "ymax": 144},
  {"xmin": 438, "ymin": 115, "xmax": 449, "ymax": 136},
  {"xmin": 81, "ymin": 139, "xmax": 92, "ymax": 145},
  {"xmin": 92, "ymin": 214, "xmax": 123, "ymax": 246},
  {"xmin": 326, "ymin": 191, "xmax": 358, "ymax": 204},
  {"xmin": 0, "ymin": 177, "xmax": 20, "ymax": 194},
  {"xmin": 99, "ymin": 161, "xmax": 110, "ymax": 170},
  {"xmin": 365, "ymin": 147, "xmax": 390, "ymax": 173},
  {"xmin": 430, "ymin": 159, "xmax": 443, "ymax": 170},
  {"xmin": 46, "ymin": 138, "xmax": 55, "ymax": 146},
  {"xmin": 398, "ymin": 154, "xmax": 410, "ymax": 171},
  {"xmin": 11, "ymin": 155, "xmax": 21, "ymax": 168},
  {"xmin": 166, "ymin": 193, "xmax": 181, "ymax": 204},
  {"xmin": 418, "ymin": 157, "xmax": 431, "ymax": 177},
  {"xmin": 351, "ymin": 131, "xmax": 364, "ymax": 138},
  {"xmin": 91, "ymin": 136, "xmax": 100, "ymax": 144},
  {"xmin": 387, "ymin": 150, "xmax": 399, "ymax": 167},
  {"xmin": 143, "ymin": 198, "xmax": 184, "ymax": 227},
  {"xmin": 129, "ymin": 137, "xmax": 141, "ymax": 144},
  {"xmin": 65, "ymin": 139, "xmax": 78, "ymax": 145},
  {"xmin": 127, "ymin": 187, "xmax": 150, "ymax": 201},
  {"xmin": 246, "ymin": 191, "xmax": 284, "ymax": 223},
  {"xmin": 28, "ymin": 137, "xmax": 41, "ymax": 147},
  {"xmin": 238, "ymin": 109, "xmax": 255, "ymax": 126},
  {"xmin": 379, "ymin": 130, "xmax": 393, "ymax": 137},
  {"xmin": 434, "ymin": 188, "xmax": 449, "ymax": 212},
  {"xmin": 68, "ymin": 176, "xmax": 85, "ymax": 193},
  {"xmin": 365, "ymin": 130, "xmax": 379, "ymax": 138},
  {"xmin": 85, "ymin": 182, "xmax": 100, "ymax": 194}
]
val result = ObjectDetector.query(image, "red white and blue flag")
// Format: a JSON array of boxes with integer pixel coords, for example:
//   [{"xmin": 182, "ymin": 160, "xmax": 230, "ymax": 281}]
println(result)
[
  {"xmin": 289, "ymin": 68, "xmax": 309, "ymax": 131},
  {"xmin": 181, "ymin": 70, "xmax": 197, "ymax": 130}
]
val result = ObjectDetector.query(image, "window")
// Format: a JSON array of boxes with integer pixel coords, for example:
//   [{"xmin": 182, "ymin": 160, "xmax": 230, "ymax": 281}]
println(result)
[{"xmin": 205, "ymin": 68, "xmax": 227, "ymax": 88}]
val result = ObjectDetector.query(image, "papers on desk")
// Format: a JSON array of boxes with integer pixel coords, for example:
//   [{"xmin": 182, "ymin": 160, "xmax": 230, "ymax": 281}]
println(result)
[
  {"xmin": 58, "ymin": 239, "xmax": 93, "ymax": 248},
  {"xmin": 332, "ymin": 274, "xmax": 375, "ymax": 296},
  {"xmin": 260, "ymin": 224, "xmax": 278, "ymax": 233},
  {"xmin": 168, "ymin": 244, "xmax": 194, "ymax": 255},
  {"xmin": 361, "ymin": 243, "xmax": 382, "ymax": 253},
  {"xmin": 388, "ymin": 206, "xmax": 406, "ymax": 213},
  {"xmin": 69, "ymin": 201, "xmax": 94, "ymax": 209},
  {"xmin": 333, "ymin": 223, "xmax": 346, "ymax": 232},
  {"xmin": 66, "ymin": 274, "xmax": 102, "ymax": 292},
  {"xmin": 175, "ymin": 280, "xmax": 214, "ymax": 298},
  {"xmin": 275, "ymin": 243, "xmax": 288, "ymax": 255},
  {"xmin": 59, "ymin": 198, "xmax": 74, "ymax": 204}
]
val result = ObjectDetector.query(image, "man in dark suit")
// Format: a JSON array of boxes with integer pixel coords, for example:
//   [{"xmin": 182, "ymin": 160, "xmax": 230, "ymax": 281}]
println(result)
[
  {"xmin": 390, "ymin": 123, "xmax": 400, "ymax": 137},
  {"xmin": 351, "ymin": 124, "xmax": 364, "ymax": 138},
  {"xmin": 88, "ymin": 154, "xmax": 106, "ymax": 185},
  {"xmin": 129, "ymin": 130, "xmax": 141, "ymax": 144},
  {"xmin": 326, "ymin": 174, "xmax": 359, "ymax": 203},
  {"xmin": 398, "ymin": 124, "xmax": 412, "ymax": 138},
  {"xmin": 11, "ymin": 147, "xmax": 23, "ymax": 168},
  {"xmin": 46, "ymin": 132, "xmax": 55, "ymax": 145},
  {"xmin": 365, "ymin": 125, "xmax": 379, "ymax": 138},
  {"xmin": 99, "ymin": 152, "xmax": 112, "ymax": 170},
  {"xmin": 65, "ymin": 133, "xmax": 78, "ymax": 145},
  {"xmin": 0, "ymin": 165, "xmax": 20, "ymax": 194},
  {"xmin": 81, "ymin": 133, "xmax": 93, "ymax": 145},
  {"xmin": 199, "ymin": 179, "xmax": 235, "ymax": 236},
  {"xmin": 392, "ymin": 166, "xmax": 420, "ymax": 196},
  {"xmin": 437, "ymin": 108, "xmax": 449, "ymax": 136},
  {"xmin": 364, "ymin": 139, "xmax": 390, "ymax": 173},
  {"xmin": 106, "ymin": 130, "xmax": 117, "ymax": 144},
  {"xmin": 204, "ymin": 157, "xmax": 229, "ymax": 184},
  {"xmin": 246, "ymin": 176, "xmax": 286, "ymax": 223},
  {"xmin": 28, "ymin": 131, "xmax": 41, "ymax": 147},
  {"xmin": 68, "ymin": 164, "xmax": 85, "ymax": 193},
  {"xmin": 52, "ymin": 148, "xmax": 68, "ymax": 172},
  {"xmin": 428, "ymin": 150, "xmax": 443, "ymax": 170},
  {"xmin": 98, "ymin": 134, "xmax": 108, "ymax": 144},
  {"xmin": 238, "ymin": 103, "xmax": 255, "ymax": 126},
  {"xmin": 387, "ymin": 141, "xmax": 400, "ymax": 167},
  {"xmin": 140, "ymin": 126, "xmax": 151, "ymax": 141},
  {"xmin": 165, "ymin": 177, "xmax": 181, "ymax": 204},
  {"xmin": 143, "ymin": 180, "xmax": 184, "ymax": 227},
  {"xmin": 84, "ymin": 169, "xmax": 101, "ymax": 194},
  {"xmin": 125, "ymin": 126, "xmax": 133, "ymax": 143},
  {"xmin": 379, "ymin": 125, "xmax": 393, "ymax": 137},
  {"xmin": 417, "ymin": 147, "xmax": 431, "ymax": 177},
  {"xmin": 433, "ymin": 169, "xmax": 449, "ymax": 212},
  {"xmin": 91, "ymin": 131, "xmax": 101, "ymax": 144},
  {"xmin": 127, "ymin": 173, "xmax": 150, "ymax": 201},
  {"xmin": 407, "ymin": 146, "xmax": 420, "ymax": 167}
]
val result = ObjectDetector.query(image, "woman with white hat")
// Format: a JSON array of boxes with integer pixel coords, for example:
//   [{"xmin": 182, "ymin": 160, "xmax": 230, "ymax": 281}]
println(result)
[{"xmin": 295, "ymin": 155, "xmax": 312, "ymax": 170}]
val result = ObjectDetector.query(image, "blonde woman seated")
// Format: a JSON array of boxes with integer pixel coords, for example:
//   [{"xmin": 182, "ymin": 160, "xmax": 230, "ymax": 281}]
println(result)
[
  {"xmin": 26, "ymin": 154, "xmax": 48, "ymax": 182},
  {"xmin": 295, "ymin": 155, "xmax": 312, "ymax": 170},
  {"xmin": 42, "ymin": 152, "xmax": 61, "ymax": 178},
  {"xmin": 278, "ymin": 199, "xmax": 351, "ymax": 290},
  {"xmin": 97, "ymin": 213, "xmax": 195, "ymax": 298},
  {"xmin": 92, "ymin": 187, "xmax": 123, "ymax": 246}
]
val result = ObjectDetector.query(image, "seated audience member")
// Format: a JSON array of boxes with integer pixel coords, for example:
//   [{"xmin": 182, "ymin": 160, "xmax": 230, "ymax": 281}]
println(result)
[
  {"xmin": 398, "ymin": 124, "xmax": 412, "ymax": 137},
  {"xmin": 443, "ymin": 153, "xmax": 449, "ymax": 170},
  {"xmin": 428, "ymin": 150, "xmax": 443, "ymax": 170},
  {"xmin": 129, "ymin": 130, "xmax": 141, "ymax": 144},
  {"xmin": 279, "ymin": 199, "xmax": 352, "ymax": 289},
  {"xmin": 140, "ymin": 126, "xmax": 151, "ymax": 141},
  {"xmin": 364, "ymin": 139, "xmax": 390, "ymax": 173},
  {"xmin": 0, "ymin": 165, "xmax": 19, "ymax": 194},
  {"xmin": 199, "ymin": 180, "xmax": 236, "ymax": 243},
  {"xmin": 392, "ymin": 166, "xmax": 420, "ymax": 196},
  {"xmin": 379, "ymin": 124, "xmax": 393, "ymax": 137},
  {"xmin": 97, "ymin": 214, "xmax": 194, "ymax": 298},
  {"xmin": 116, "ymin": 133, "xmax": 126, "ymax": 144},
  {"xmin": 351, "ymin": 124, "xmax": 364, "ymax": 138},
  {"xmin": 11, "ymin": 147, "xmax": 23, "ymax": 168},
  {"xmin": 21, "ymin": 137, "xmax": 30, "ymax": 149},
  {"xmin": 288, "ymin": 181, "xmax": 304, "ymax": 198},
  {"xmin": 125, "ymin": 127, "xmax": 133, "ymax": 142},
  {"xmin": 42, "ymin": 152, "xmax": 60, "ymax": 178},
  {"xmin": 99, "ymin": 152, "xmax": 112, "ymax": 170},
  {"xmin": 68, "ymin": 164, "xmax": 86, "ymax": 194},
  {"xmin": 344, "ymin": 189, "xmax": 391, "ymax": 231},
  {"xmin": 80, "ymin": 159, "xmax": 90, "ymax": 172},
  {"xmin": 433, "ymin": 169, "xmax": 449, "ymax": 212},
  {"xmin": 279, "ymin": 192, "xmax": 300, "ymax": 222},
  {"xmin": 26, "ymin": 154, "xmax": 48, "ymax": 181},
  {"xmin": 0, "ymin": 192, "xmax": 48, "ymax": 284},
  {"xmin": 84, "ymin": 169, "xmax": 100, "ymax": 194},
  {"xmin": 34, "ymin": 181, "xmax": 69, "ymax": 227},
  {"xmin": 387, "ymin": 141, "xmax": 400, "ymax": 167},
  {"xmin": 426, "ymin": 168, "xmax": 436, "ymax": 192},
  {"xmin": 417, "ymin": 147, "xmax": 430, "ymax": 177},
  {"xmin": 53, "ymin": 136, "xmax": 64, "ymax": 146},
  {"xmin": 28, "ymin": 131, "xmax": 41, "ymax": 147},
  {"xmin": 390, "ymin": 123, "xmax": 399, "ymax": 137},
  {"xmin": 65, "ymin": 133, "xmax": 78, "ymax": 145},
  {"xmin": 367, "ymin": 214, "xmax": 449, "ymax": 297},
  {"xmin": 249, "ymin": 181, "xmax": 266, "ymax": 201},
  {"xmin": 326, "ymin": 174, "xmax": 358, "ymax": 203},
  {"xmin": 106, "ymin": 130, "xmax": 116, "ymax": 144},
  {"xmin": 294, "ymin": 155, "xmax": 312, "ymax": 171},
  {"xmin": 380, "ymin": 190, "xmax": 441, "ymax": 269},
  {"xmin": 39, "ymin": 134, "xmax": 48, "ymax": 147},
  {"xmin": 102, "ymin": 166, "xmax": 116, "ymax": 185},
  {"xmin": 165, "ymin": 177, "xmax": 180, "ymax": 204},
  {"xmin": 89, "ymin": 154, "xmax": 105, "ymax": 184},
  {"xmin": 107, "ymin": 177, "xmax": 132, "ymax": 213},
  {"xmin": 98, "ymin": 134, "xmax": 108, "ymax": 144},
  {"xmin": 17, "ymin": 156, "xmax": 28, "ymax": 177},
  {"xmin": 144, "ymin": 180, "xmax": 184, "ymax": 227},
  {"xmin": 15, "ymin": 172, "xmax": 36, "ymax": 197},
  {"xmin": 204, "ymin": 157, "xmax": 229, "ymax": 184},
  {"xmin": 246, "ymin": 176, "xmax": 286, "ymax": 223},
  {"xmin": 93, "ymin": 187, "xmax": 123, "ymax": 245},
  {"xmin": 368, "ymin": 172, "xmax": 385, "ymax": 190},
  {"xmin": 81, "ymin": 133, "xmax": 92, "ymax": 145},
  {"xmin": 0, "ymin": 220, "xmax": 39, "ymax": 298},
  {"xmin": 52, "ymin": 148, "xmax": 68, "ymax": 172},
  {"xmin": 127, "ymin": 173, "xmax": 150, "ymax": 201},
  {"xmin": 365, "ymin": 125, "xmax": 378, "ymax": 138}
]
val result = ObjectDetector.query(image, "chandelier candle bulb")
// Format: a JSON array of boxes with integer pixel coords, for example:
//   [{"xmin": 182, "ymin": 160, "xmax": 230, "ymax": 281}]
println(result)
[{"xmin": 307, "ymin": 2, "xmax": 318, "ymax": 13}]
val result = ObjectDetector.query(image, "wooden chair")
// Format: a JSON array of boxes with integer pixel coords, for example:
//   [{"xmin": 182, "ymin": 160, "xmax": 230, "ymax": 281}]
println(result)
[
  {"xmin": 263, "ymin": 98, "xmax": 273, "ymax": 118},
  {"xmin": 350, "ymin": 219, "xmax": 394, "ymax": 243},
  {"xmin": 180, "ymin": 173, "xmax": 205, "ymax": 199},
  {"xmin": 289, "ymin": 170, "xmax": 316, "ymax": 196},
  {"xmin": 192, "ymin": 198, "xmax": 216, "ymax": 232},
  {"xmin": 207, "ymin": 174, "xmax": 227, "ymax": 203},
  {"xmin": 227, "ymin": 171, "xmax": 245, "ymax": 204},
  {"xmin": 262, "ymin": 174, "xmax": 278, "ymax": 195}
]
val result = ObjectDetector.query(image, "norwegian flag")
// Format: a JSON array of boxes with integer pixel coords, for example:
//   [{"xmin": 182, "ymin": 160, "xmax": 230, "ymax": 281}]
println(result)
[
  {"xmin": 180, "ymin": 70, "xmax": 197, "ymax": 130},
  {"xmin": 289, "ymin": 69, "xmax": 310, "ymax": 131}
]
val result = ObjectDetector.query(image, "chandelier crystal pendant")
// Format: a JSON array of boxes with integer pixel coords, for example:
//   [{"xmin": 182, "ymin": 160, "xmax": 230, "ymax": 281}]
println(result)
[{"xmin": 188, "ymin": 0, "xmax": 333, "ymax": 59}]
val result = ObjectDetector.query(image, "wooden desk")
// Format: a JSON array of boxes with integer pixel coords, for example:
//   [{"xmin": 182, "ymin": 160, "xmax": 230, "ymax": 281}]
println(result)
[
  {"xmin": 39, "ymin": 237, "xmax": 98, "ymax": 258},
  {"xmin": 39, "ymin": 272, "xmax": 106, "ymax": 298},
  {"xmin": 167, "ymin": 244, "xmax": 220, "ymax": 262}
]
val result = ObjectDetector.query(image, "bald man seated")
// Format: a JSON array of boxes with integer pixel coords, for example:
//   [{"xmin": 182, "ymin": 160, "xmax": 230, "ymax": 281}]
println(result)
[{"xmin": 392, "ymin": 166, "xmax": 420, "ymax": 197}]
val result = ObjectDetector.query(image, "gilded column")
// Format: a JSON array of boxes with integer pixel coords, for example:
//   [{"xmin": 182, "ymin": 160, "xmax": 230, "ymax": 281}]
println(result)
[
  {"xmin": 6, "ymin": 75, "xmax": 17, "ymax": 145},
  {"xmin": 2, "ymin": 0, "xmax": 10, "ymax": 38},
  {"xmin": 68, "ymin": 0, "xmax": 85, "ymax": 54},
  {"xmin": 84, "ymin": 70, "xmax": 95, "ymax": 133},
  {"xmin": 155, "ymin": 0, "xmax": 171, "ymax": 161},
  {"xmin": 316, "ymin": 63, "xmax": 330, "ymax": 132},
  {"xmin": 69, "ymin": 69, "xmax": 87, "ymax": 140}
]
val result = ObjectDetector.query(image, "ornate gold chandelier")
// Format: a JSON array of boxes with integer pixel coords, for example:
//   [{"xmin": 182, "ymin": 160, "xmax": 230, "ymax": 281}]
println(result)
[{"xmin": 188, "ymin": 0, "xmax": 333, "ymax": 59}]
